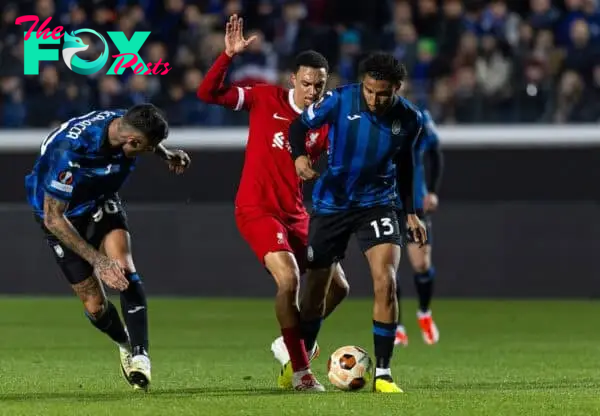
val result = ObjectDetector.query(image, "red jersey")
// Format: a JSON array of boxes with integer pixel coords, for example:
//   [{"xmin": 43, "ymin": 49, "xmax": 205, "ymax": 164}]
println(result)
[{"xmin": 197, "ymin": 52, "xmax": 328, "ymax": 222}]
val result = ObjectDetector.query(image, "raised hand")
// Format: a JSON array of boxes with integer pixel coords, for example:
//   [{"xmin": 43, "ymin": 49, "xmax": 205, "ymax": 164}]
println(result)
[{"xmin": 224, "ymin": 14, "xmax": 257, "ymax": 57}]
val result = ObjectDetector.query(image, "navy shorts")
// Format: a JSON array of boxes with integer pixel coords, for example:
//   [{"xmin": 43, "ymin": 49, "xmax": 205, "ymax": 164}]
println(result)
[
  {"xmin": 36, "ymin": 196, "xmax": 129, "ymax": 285},
  {"xmin": 307, "ymin": 206, "xmax": 403, "ymax": 269}
]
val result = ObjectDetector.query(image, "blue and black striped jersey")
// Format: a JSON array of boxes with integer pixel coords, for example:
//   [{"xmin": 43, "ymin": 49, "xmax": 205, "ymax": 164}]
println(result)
[
  {"xmin": 298, "ymin": 83, "xmax": 423, "ymax": 215},
  {"xmin": 25, "ymin": 109, "xmax": 137, "ymax": 218}
]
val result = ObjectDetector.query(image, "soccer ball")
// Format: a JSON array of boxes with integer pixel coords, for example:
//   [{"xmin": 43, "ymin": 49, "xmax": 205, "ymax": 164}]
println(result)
[{"xmin": 327, "ymin": 345, "xmax": 373, "ymax": 391}]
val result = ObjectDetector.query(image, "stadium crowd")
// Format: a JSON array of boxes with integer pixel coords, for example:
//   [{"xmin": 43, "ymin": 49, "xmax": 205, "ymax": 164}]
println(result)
[{"xmin": 0, "ymin": 0, "xmax": 599, "ymax": 127}]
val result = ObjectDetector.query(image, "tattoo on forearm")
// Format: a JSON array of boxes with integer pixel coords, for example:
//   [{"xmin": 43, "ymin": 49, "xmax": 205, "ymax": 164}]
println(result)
[{"xmin": 44, "ymin": 194, "xmax": 100, "ymax": 266}]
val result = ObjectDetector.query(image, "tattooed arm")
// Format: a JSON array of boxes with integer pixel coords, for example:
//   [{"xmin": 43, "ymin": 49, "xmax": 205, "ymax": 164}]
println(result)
[
  {"xmin": 43, "ymin": 194, "xmax": 103, "ymax": 266},
  {"xmin": 43, "ymin": 194, "xmax": 129, "ymax": 290}
]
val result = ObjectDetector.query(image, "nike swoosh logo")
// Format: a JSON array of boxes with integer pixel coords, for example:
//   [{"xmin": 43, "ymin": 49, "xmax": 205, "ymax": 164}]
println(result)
[
  {"xmin": 68, "ymin": 161, "xmax": 81, "ymax": 168},
  {"xmin": 127, "ymin": 306, "xmax": 145, "ymax": 314},
  {"xmin": 347, "ymin": 115, "xmax": 361, "ymax": 120},
  {"xmin": 273, "ymin": 113, "xmax": 289, "ymax": 121}
]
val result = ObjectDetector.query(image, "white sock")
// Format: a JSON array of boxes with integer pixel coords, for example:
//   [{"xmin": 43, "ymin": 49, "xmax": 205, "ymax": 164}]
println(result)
[
  {"xmin": 375, "ymin": 367, "xmax": 392, "ymax": 378},
  {"xmin": 294, "ymin": 368, "xmax": 312, "ymax": 376},
  {"xmin": 396, "ymin": 324, "xmax": 406, "ymax": 332},
  {"xmin": 417, "ymin": 310, "xmax": 432, "ymax": 319}
]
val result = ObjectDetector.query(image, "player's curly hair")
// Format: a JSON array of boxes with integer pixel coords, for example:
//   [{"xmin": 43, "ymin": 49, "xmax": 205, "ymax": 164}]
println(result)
[
  {"xmin": 358, "ymin": 52, "xmax": 407, "ymax": 85},
  {"xmin": 294, "ymin": 50, "xmax": 329, "ymax": 73},
  {"xmin": 121, "ymin": 103, "xmax": 169, "ymax": 145}
]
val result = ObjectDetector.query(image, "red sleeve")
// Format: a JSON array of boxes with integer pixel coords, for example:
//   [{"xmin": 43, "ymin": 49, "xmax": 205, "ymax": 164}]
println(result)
[
  {"xmin": 196, "ymin": 52, "xmax": 256, "ymax": 111},
  {"xmin": 308, "ymin": 125, "xmax": 330, "ymax": 161}
]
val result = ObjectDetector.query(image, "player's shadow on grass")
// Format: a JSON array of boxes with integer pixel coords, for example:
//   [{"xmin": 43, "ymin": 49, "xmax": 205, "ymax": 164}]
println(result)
[{"xmin": 0, "ymin": 387, "xmax": 299, "ymax": 402}]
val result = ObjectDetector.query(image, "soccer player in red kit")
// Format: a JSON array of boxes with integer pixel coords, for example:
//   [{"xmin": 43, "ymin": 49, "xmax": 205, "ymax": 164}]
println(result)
[{"xmin": 197, "ymin": 15, "xmax": 349, "ymax": 392}]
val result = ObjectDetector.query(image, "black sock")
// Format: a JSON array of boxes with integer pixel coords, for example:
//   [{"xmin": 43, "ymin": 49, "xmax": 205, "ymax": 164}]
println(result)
[
  {"xmin": 299, "ymin": 318, "xmax": 323, "ymax": 353},
  {"xmin": 87, "ymin": 300, "xmax": 128, "ymax": 345},
  {"xmin": 414, "ymin": 267, "xmax": 435, "ymax": 312},
  {"xmin": 395, "ymin": 280, "xmax": 403, "ymax": 325},
  {"xmin": 373, "ymin": 320, "xmax": 396, "ymax": 370},
  {"xmin": 119, "ymin": 273, "xmax": 148, "ymax": 354}
]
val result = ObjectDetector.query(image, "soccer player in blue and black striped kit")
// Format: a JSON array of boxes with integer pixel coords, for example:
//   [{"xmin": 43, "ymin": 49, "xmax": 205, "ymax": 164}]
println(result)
[
  {"xmin": 289, "ymin": 52, "xmax": 427, "ymax": 393},
  {"xmin": 395, "ymin": 109, "xmax": 444, "ymax": 347},
  {"xmin": 25, "ymin": 104, "xmax": 190, "ymax": 391}
]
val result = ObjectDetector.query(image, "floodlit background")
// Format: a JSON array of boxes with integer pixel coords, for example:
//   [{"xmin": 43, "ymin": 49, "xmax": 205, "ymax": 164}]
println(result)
[{"xmin": 0, "ymin": 2, "xmax": 599, "ymax": 413}]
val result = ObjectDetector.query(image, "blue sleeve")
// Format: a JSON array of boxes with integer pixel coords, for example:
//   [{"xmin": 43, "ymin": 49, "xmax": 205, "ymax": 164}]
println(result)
[
  {"xmin": 301, "ymin": 90, "xmax": 340, "ymax": 129},
  {"xmin": 408, "ymin": 111, "xmax": 426, "ymax": 213},
  {"xmin": 42, "ymin": 144, "xmax": 83, "ymax": 202},
  {"xmin": 422, "ymin": 110, "xmax": 440, "ymax": 149}
]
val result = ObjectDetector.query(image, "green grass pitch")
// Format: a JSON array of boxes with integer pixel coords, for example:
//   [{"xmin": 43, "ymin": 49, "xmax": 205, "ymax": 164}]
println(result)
[{"xmin": 0, "ymin": 297, "xmax": 598, "ymax": 415}]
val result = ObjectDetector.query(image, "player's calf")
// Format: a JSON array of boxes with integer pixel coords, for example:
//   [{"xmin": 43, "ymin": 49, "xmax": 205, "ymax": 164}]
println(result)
[
  {"xmin": 408, "ymin": 243, "xmax": 435, "ymax": 314},
  {"xmin": 407, "ymin": 243, "xmax": 439, "ymax": 344},
  {"xmin": 73, "ymin": 277, "xmax": 129, "ymax": 348},
  {"xmin": 102, "ymin": 229, "xmax": 151, "ymax": 389},
  {"xmin": 102, "ymin": 230, "xmax": 149, "ymax": 357},
  {"xmin": 364, "ymin": 243, "xmax": 402, "ymax": 389},
  {"xmin": 299, "ymin": 266, "xmax": 334, "ymax": 353},
  {"xmin": 265, "ymin": 252, "xmax": 311, "ymax": 374}
]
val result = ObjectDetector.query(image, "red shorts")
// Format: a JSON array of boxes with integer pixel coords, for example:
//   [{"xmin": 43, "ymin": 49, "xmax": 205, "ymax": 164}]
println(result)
[{"xmin": 235, "ymin": 209, "xmax": 309, "ymax": 272}]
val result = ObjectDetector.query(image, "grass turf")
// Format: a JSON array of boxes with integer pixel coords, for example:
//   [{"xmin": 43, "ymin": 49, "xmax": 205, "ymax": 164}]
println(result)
[{"xmin": 0, "ymin": 298, "xmax": 598, "ymax": 415}]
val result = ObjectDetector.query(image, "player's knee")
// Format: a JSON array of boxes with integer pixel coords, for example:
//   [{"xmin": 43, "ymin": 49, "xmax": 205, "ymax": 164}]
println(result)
[
  {"xmin": 113, "ymin": 255, "xmax": 135, "ymax": 274},
  {"xmin": 333, "ymin": 280, "xmax": 350, "ymax": 300},
  {"xmin": 412, "ymin": 258, "xmax": 431, "ymax": 274},
  {"xmin": 275, "ymin": 272, "xmax": 299, "ymax": 296},
  {"xmin": 83, "ymin": 297, "xmax": 107, "ymax": 319},
  {"xmin": 331, "ymin": 268, "xmax": 350, "ymax": 299}
]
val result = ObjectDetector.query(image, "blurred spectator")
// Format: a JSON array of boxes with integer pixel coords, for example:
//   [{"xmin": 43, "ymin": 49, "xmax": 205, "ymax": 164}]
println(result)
[
  {"xmin": 528, "ymin": 0, "xmax": 560, "ymax": 30},
  {"xmin": 338, "ymin": 30, "xmax": 362, "ymax": 84},
  {"xmin": 453, "ymin": 65, "xmax": 483, "ymax": 123},
  {"xmin": 228, "ymin": 29, "xmax": 278, "ymax": 86},
  {"xmin": 514, "ymin": 58, "xmax": 553, "ymax": 122},
  {"xmin": 563, "ymin": 19, "xmax": 598, "ymax": 80},
  {"xmin": 0, "ymin": 76, "xmax": 26, "ymax": 127},
  {"xmin": 414, "ymin": 0, "xmax": 441, "ymax": 38},
  {"xmin": 475, "ymin": 34, "xmax": 513, "ymax": 122},
  {"xmin": 26, "ymin": 65, "xmax": 65, "ymax": 127},
  {"xmin": 0, "ymin": 0, "xmax": 598, "ymax": 127},
  {"xmin": 553, "ymin": 70, "xmax": 586, "ymax": 122}
]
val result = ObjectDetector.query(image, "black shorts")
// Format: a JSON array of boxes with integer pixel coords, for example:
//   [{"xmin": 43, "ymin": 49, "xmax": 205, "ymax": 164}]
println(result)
[
  {"xmin": 307, "ymin": 206, "xmax": 403, "ymax": 269},
  {"xmin": 36, "ymin": 196, "xmax": 129, "ymax": 285},
  {"xmin": 398, "ymin": 211, "xmax": 433, "ymax": 246}
]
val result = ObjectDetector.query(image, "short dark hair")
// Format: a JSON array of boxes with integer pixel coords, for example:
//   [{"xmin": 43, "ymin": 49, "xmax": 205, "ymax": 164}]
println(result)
[
  {"xmin": 294, "ymin": 50, "xmax": 329, "ymax": 73},
  {"xmin": 359, "ymin": 52, "xmax": 407, "ymax": 85},
  {"xmin": 121, "ymin": 103, "xmax": 168, "ymax": 145}
]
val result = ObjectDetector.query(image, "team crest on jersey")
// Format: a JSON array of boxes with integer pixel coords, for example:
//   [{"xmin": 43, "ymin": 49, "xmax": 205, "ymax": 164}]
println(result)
[
  {"xmin": 391, "ymin": 120, "xmax": 402, "ymax": 135},
  {"xmin": 53, "ymin": 244, "xmax": 64, "ymax": 258},
  {"xmin": 58, "ymin": 170, "xmax": 74, "ymax": 185},
  {"xmin": 307, "ymin": 132, "xmax": 319, "ymax": 147}
]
